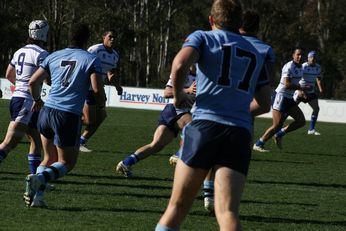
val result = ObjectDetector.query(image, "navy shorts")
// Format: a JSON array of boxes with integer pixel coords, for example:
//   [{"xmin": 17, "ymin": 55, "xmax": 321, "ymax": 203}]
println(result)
[
  {"xmin": 38, "ymin": 106, "xmax": 82, "ymax": 147},
  {"xmin": 181, "ymin": 120, "xmax": 252, "ymax": 176},
  {"xmin": 158, "ymin": 104, "xmax": 190, "ymax": 137},
  {"xmin": 9, "ymin": 97, "xmax": 37, "ymax": 128}
]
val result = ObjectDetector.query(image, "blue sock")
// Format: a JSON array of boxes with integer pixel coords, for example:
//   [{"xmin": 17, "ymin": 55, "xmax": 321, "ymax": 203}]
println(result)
[
  {"xmin": 0, "ymin": 149, "xmax": 7, "ymax": 163},
  {"xmin": 123, "ymin": 154, "xmax": 139, "ymax": 166},
  {"xmin": 255, "ymin": 138, "xmax": 265, "ymax": 147},
  {"xmin": 38, "ymin": 162, "xmax": 68, "ymax": 184},
  {"xmin": 28, "ymin": 153, "xmax": 41, "ymax": 174},
  {"xmin": 80, "ymin": 136, "xmax": 87, "ymax": 145},
  {"xmin": 36, "ymin": 165, "xmax": 47, "ymax": 196},
  {"xmin": 203, "ymin": 180, "xmax": 214, "ymax": 198},
  {"xmin": 309, "ymin": 115, "xmax": 318, "ymax": 131},
  {"xmin": 275, "ymin": 128, "xmax": 286, "ymax": 138},
  {"xmin": 155, "ymin": 224, "xmax": 179, "ymax": 231}
]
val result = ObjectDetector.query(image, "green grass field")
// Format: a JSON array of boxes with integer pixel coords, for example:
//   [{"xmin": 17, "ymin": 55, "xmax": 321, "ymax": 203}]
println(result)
[{"xmin": 0, "ymin": 99, "xmax": 345, "ymax": 230}]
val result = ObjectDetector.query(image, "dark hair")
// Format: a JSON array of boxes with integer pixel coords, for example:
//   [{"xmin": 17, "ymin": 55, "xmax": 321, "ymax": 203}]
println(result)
[
  {"xmin": 241, "ymin": 10, "xmax": 260, "ymax": 34},
  {"xmin": 69, "ymin": 23, "xmax": 90, "ymax": 48},
  {"xmin": 103, "ymin": 30, "xmax": 115, "ymax": 37},
  {"xmin": 211, "ymin": 0, "xmax": 243, "ymax": 32},
  {"xmin": 292, "ymin": 47, "xmax": 304, "ymax": 55}
]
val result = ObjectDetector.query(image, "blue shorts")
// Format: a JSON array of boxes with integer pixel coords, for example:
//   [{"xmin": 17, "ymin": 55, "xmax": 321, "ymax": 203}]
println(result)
[
  {"xmin": 38, "ymin": 106, "xmax": 82, "ymax": 147},
  {"xmin": 9, "ymin": 97, "xmax": 37, "ymax": 128},
  {"xmin": 158, "ymin": 104, "xmax": 190, "ymax": 137},
  {"xmin": 180, "ymin": 120, "xmax": 252, "ymax": 176},
  {"xmin": 272, "ymin": 92, "xmax": 298, "ymax": 113},
  {"xmin": 304, "ymin": 92, "xmax": 318, "ymax": 103}
]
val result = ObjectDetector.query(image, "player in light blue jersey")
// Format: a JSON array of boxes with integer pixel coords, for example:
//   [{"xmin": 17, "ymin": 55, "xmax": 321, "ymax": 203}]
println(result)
[
  {"xmin": 23, "ymin": 23, "xmax": 105, "ymax": 208},
  {"xmin": 253, "ymin": 48, "xmax": 308, "ymax": 152},
  {"xmin": 155, "ymin": 1, "xmax": 271, "ymax": 230},
  {"xmin": 0, "ymin": 20, "xmax": 49, "ymax": 176},
  {"xmin": 200, "ymin": 9, "xmax": 276, "ymax": 213},
  {"xmin": 115, "ymin": 65, "xmax": 196, "ymax": 178},
  {"xmin": 79, "ymin": 30, "xmax": 123, "ymax": 152},
  {"xmin": 300, "ymin": 51, "xmax": 323, "ymax": 135}
]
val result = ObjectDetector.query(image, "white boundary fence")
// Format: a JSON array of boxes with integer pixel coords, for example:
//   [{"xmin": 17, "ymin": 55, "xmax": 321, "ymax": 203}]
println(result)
[{"xmin": 1, "ymin": 78, "xmax": 345, "ymax": 124}]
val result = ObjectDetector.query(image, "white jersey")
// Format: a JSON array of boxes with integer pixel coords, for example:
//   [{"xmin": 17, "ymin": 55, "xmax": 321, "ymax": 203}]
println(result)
[
  {"xmin": 88, "ymin": 43, "xmax": 119, "ymax": 81},
  {"xmin": 10, "ymin": 44, "xmax": 49, "ymax": 98},
  {"xmin": 166, "ymin": 73, "xmax": 196, "ymax": 89},
  {"xmin": 275, "ymin": 61, "xmax": 303, "ymax": 98},
  {"xmin": 166, "ymin": 72, "xmax": 196, "ymax": 114},
  {"xmin": 301, "ymin": 62, "xmax": 321, "ymax": 93}
]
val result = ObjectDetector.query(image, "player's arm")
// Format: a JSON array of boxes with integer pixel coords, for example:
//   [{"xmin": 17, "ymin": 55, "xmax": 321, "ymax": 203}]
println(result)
[
  {"xmin": 107, "ymin": 67, "xmax": 123, "ymax": 95},
  {"xmin": 316, "ymin": 77, "xmax": 323, "ymax": 94},
  {"xmin": 90, "ymin": 72, "xmax": 106, "ymax": 109},
  {"xmin": 171, "ymin": 46, "xmax": 199, "ymax": 108},
  {"xmin": 5, "ymin": 64, "xmax": 16, "ymax": 85},
  {"xmin": 29, "ymin": 67, "xmax": 49, "ymax": 111},
  {"xmin": 251, "ymin": 85, "xmax": 272, "ymax": 116}
]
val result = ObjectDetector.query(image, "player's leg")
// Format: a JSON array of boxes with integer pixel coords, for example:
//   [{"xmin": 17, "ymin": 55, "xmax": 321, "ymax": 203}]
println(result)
[
  {"xmin": 253, "ymin": 109, "xmax": 283, "ymax": 152},
  {"xmin": 116, "ymin": 125, "xmax": 175, "ymax": 177},
  {"xmin": 26, "ymin": 111, "xmax": 42, "ymax": 174},
  {"xmin": 156, "ymin": 160, "xmax": 208, "ymax": 230},
  {"xmin": 284, "ymin": 105, "xmax": 306, "ymax": 133},
  {"xmin": 214, "ymin": 166, "xmax": 246, "ymax": 231},
  {"xmin": 307, "ymin": 98, "xmax": 320, "ymax": 135},
  {"xmin": 0, "ymin": 121, "xmax": 27, "ymax": 163},
  {"xmin": 203, "ymin": 169, "xmax": 215, "ymax": 212}
]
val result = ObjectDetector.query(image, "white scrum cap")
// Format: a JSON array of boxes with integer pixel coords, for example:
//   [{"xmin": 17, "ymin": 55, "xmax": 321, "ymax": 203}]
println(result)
[{"xmin": 28, "ymin": 20, "xmax": 49, "ymax": 42}]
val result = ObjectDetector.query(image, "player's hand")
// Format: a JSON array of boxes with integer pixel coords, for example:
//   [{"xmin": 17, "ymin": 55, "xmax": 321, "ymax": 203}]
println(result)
[
  {"xmin": 116, "ymin": 86, "xmax": 123, "ymax": 95},
  {"xmin": 31, "ymin": 99, "xmax": 44, "ymax": 112},
  {"xmin": 186, "ymin": 81, "xmax": 196, "ymax": 95}
]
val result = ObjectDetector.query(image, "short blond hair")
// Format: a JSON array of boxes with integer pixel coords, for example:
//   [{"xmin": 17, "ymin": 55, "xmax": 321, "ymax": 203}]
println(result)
[{"xmin": 211, "ymin": 0, "xmax": 243, "ymax": 31}]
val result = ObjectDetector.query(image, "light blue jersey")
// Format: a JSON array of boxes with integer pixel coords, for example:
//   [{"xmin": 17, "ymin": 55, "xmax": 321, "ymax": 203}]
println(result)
[
  {"xmin": 183, "ymin": 29, "xmax": 266, "ymax": 132},
  {"xmin": 242, "ymin": 35, "xmax": 275, "ymax": 86},
  {"xmin": 40, "ymin": 48, "xmax": 102, "ymax": 115}
]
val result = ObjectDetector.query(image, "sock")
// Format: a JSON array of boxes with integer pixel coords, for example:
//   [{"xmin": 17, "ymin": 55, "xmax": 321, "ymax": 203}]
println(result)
[
  {"xmin": 36, "ymin": 165, "xmax": 47, "ymax": 197},
  {"xmin": 203, "ymin": 180, "xmax": 214, "ymax": 198},
  {"xmin": 255, "ymin": 138, "xmax": 265, "ymax": 147},
  {"xmin": 122, "ymin": 154, "xmax": 139, "ymax": 166},
  {"xmin": 155, "ymin": 224, "xmax": 179, "ymax": 231},
  {"xmin": 275, "ymin": 128, "xmax": 286, "ymax": 138},
  {"xmin": 80, "ymin": 136, "xmax": 87, "ymax": 145},
  {"xmin": 309, "ymin": 115, "xmax": 318, "ymax": 131},
  {"xmin": 28, "ymin": 153, "xmax": 41, "ymax": 174},
  {"xmin": 0, "ymin": 149, "xmax": 7, "ymax": 163},
  {"xmin": 37, "ymin": 162, "xmax": 68, "ymax": 184}
]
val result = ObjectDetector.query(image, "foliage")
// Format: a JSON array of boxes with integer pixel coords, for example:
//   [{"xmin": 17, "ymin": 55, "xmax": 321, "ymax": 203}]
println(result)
[{"xmin": 0, "ymin": 0, "xmax": 345, "ymax": 98}]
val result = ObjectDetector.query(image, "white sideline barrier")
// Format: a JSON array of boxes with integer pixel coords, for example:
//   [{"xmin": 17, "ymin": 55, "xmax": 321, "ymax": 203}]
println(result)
[{"xmin": 1, "ymin": 78, "xmax": 345, "ymax": 123}]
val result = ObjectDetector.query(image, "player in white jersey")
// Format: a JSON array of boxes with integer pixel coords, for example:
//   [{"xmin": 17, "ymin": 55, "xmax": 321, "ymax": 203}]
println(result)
[
  {"xmin": 79, "ymin": 30, "xmax": 123, "ymax": 152},
  {"xmin": 155, "ymin": 1, "xmax": 271, "ymax": 230},
  {"xmin": 299, "ymin": 51, "xmax": 323, "ymax": 135},
  {"xmin": 253, "ymin": 48, "xmax": 308, "ymax": 152},
  {"xmin": 24, "ymin": 23, "xmax": 105, "ymax": 208},
  {"xmin": 0, "ymin": 20, "xmax": 49, "ymax": 176},
  {"xmin": 115, "ymin": 65, "xmax": 196, "ymax": 178}
]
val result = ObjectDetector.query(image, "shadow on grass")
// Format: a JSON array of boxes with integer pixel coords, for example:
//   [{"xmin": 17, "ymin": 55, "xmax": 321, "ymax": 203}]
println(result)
[
  {"xmin": 68, "ymin": 172, "xmax": 173, "ymax": 182},
  {"xmin": 57, "ymin": 179, "xmax": 172, "ymax": 190},
  {"xmin": 248, "ymin": 179, "xmax": 346, "ymax": 189},
  {"xmin": 241, "ymin": 215, "xmax": 346, "ymax": 226},
  {"xmin": 251, "ymin": 158, "xmax": 313, "ymax": 164}
]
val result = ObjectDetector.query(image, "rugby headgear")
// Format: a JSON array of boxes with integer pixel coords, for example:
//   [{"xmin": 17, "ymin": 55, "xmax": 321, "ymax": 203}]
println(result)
[
  {"xmin": 28, "ymin": 20, "xmax": 49, "ymax": 42},
  {"xmin": 308, "ymin": 51, "xmax": 317, "ymax": 58}
]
